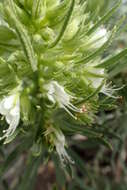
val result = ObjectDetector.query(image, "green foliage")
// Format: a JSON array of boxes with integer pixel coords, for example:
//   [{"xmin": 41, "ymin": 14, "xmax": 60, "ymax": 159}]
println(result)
[{"xmin": 0, "ymin": 0, "xmax": 126, "ymax": 189}]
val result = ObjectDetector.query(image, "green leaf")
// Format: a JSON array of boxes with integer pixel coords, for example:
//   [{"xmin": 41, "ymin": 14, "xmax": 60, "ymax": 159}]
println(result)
[
  {"xmin": 86, "ymin": 0, "xmax": 121, "ymax": 35},
  {"xmin": 0, "ymin": 58, "xmax": 18, "ymax": 96},
  {"xmin": 48, "ymin": 0, "xmax": 75, "ymax": 48},
  {"xmin": 0, "ymin": 26, "xmax": 19, "ymax": 54},
  {"xmin": 69, "ymin": 149, "xmax": 90, "ymax": 178},
  {"xmin": 56, "ymin": 118, "xmax": 103, "ymax": 138},
  {"xmin": 52, "ymin": 154, "xmax": 66, "ymax": 188},
  {"xmin": 45, "ymin": 0, "xmax": 70, "ymax": 28},
  {"xmin": 76, "ymin": 80, "xmax": 105, "ymax": 105},
  {"xmin": 96, "ymin": 48, "xmax": 127, "ymax": 68},
  {"xmin": 0, "ymin": 25, "xmax": 17, "ymax": 41},
  {"xmin": 32, "ymin": 0, "xmax": 42, "ymax": 19},
  {"xmin": 91, "ymin": 137, "xmax": 113, "ymax": 150},
  {"xmin": 17, "ymin": 154, "xmax": 42, "ymax": 190},
  {"xmin": 4, "ymin": 0, "xmax": 37, "ymax": 72},
  {"xmin": 109, "ymin": 60, "xmax": 127, "ymax": 77},
  {"xmin": 91, "ymin": 126, "xmax": 122, "ymax": 142}
]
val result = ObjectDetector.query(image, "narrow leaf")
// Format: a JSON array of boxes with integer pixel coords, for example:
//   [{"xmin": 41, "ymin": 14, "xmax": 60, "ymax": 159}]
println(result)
[
  {"xmin": 17, "ymin": 155, "xmax": 41, "ymax": 190},
  {"xmin": 48, "ymin": 0, "xmax": 75, "ymax": 48},
  {"xmin": 5, "ymin": 0, "xmax": 37, "ymax": 71},
  {"xmin": 96, "ymin": 48, "xmax": 127, "ymax": 68},
  {"xmin": 86, "ymin": 0, "xmax": 121, "ymax": 35}
]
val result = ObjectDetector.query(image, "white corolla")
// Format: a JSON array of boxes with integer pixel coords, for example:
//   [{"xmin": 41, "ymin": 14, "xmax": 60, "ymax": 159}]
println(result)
[
  {"xmin": 90, "ymin": 27, "xmax": 109, "ymax": 49},
  {"xmin": 54, "ymin": 129, "xmax": 74, "ymax": 165},
  {"xmin": 0, "ymin": 93, "xmax": 20, "ymax": 140},
  {"xmin": 45, "ymin": 81, "xmax": 82, "ymax": 118},
  {"xmin": 45, "ymin": 127, "xmax": 74, "ymax": 166},
  {"xmin": 86, "ymin": 64, "xmax": 120, "ymax": 98}
]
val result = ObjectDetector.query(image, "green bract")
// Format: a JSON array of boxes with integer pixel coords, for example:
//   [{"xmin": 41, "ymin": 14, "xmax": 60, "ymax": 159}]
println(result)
[{"xmin": 0, "ymin": 0, "xmax": 124, "ymax": 166}]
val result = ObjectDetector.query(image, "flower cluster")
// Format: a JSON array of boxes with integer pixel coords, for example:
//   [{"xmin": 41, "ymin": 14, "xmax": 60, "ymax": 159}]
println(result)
[{"xmin": 0, "ymin": 0, "xmax": 122, "ymax": 164}]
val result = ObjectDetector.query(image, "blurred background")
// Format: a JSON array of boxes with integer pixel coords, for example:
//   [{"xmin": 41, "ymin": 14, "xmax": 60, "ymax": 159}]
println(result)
[{"xmin": 0, "ymin": 0, "xmax": 127, "ymax": 190}]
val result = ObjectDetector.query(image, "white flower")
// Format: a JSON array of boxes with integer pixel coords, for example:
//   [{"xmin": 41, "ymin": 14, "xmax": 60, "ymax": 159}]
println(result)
[
  {"xmin": 84, "ymin": 60, "xmax": 122, "ymax": 98},
  {"xmin": 45, "ymin": 81, "xmax": 82, "ymax": 119},
  {"xmin": 87, "ymin": 67, "xmax": 122, "ymax": 98},
  {"xmin": 54, "ymin": 130, "xmax": 74, "ymax": 166},
  {"xmin": 89, "ymin": 27, "xmax": 109, "ymax": 49},
  {"xmin": 88, "ymin": 67, "xmax": 105, "ymax": 89},
  {"xmin": 100, "ymin": 83, "xmax": 123, "ymax": 99},
  {"xmin": 0, "ymin": 93, "xmax": 20, "ymax": 140},
  {"xmin": 45, "ymin": 127, "xmax": 74, "ymax": 166}
]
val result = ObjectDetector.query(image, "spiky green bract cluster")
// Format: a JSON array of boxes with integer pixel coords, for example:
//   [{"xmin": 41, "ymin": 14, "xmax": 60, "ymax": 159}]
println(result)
[{"xmin": 0, "ymin": 0, "xmax": 124, "ymax": 166}]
